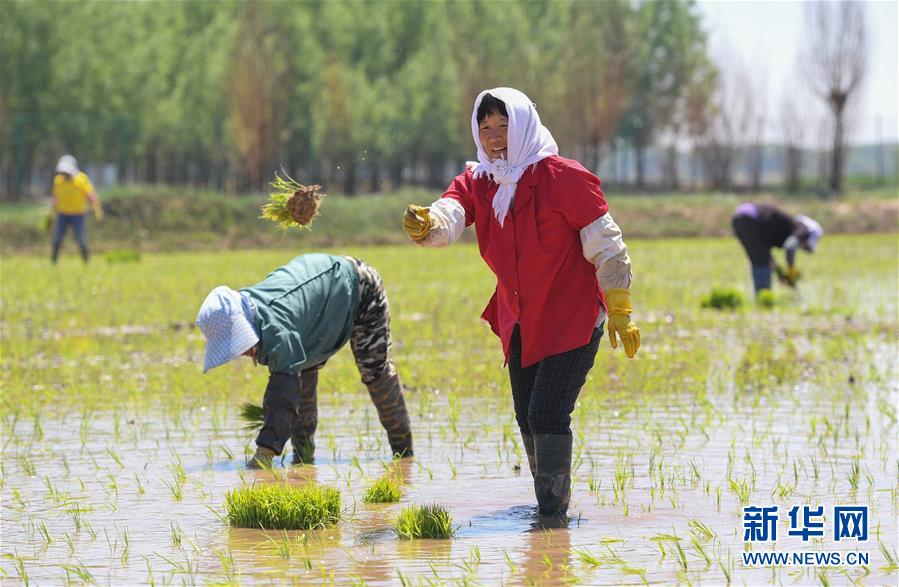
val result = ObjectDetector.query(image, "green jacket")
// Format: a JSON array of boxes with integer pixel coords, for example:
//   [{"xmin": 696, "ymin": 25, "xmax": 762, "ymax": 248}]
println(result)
[{"xmin": 242, "ymin": 254, "xmax": 359, "ymax": 374}]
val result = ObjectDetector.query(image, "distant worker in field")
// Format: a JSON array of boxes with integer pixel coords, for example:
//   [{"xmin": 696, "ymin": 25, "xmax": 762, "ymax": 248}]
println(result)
[
  {"xmin": 51, "ymin": 154, "xmax": 102, "ymax": 263},
  {"xmin": 402, "ymin": 88, "xmax": 640, "ymax": 522},
  {"xmin": 731, "ymin": 202, "xmax": 823, "ymax": 295},
  {"xmin": 196, "ymin": 253, "xmax": 413, "ymax": 468}
]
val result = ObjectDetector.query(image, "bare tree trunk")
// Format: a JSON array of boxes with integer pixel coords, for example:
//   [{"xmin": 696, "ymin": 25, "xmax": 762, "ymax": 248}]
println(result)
[
  {"xmin": 634, "ymin": 143, "xmax": 646, "ymax": 189},
  {"xmin": 370, "ymin": 161, "xmax": 381, "ymax": 193},
  {"xmin": 785, "ymin": 146, "xmax": 803, "ymax": 192},
  {"xmin": 665, "ymin": 145, "xmax": 679, "ymax": 190},
  {"xmin": 804, "ymin": 0, "xmax": 867, "ymax": 194},
  {"xmin": 830, "ymin": 106, "xmax": 845, "ymax": 192},
  {"xmin": 343, "ymin": 158, "xmax": 357, "ymax": 196}
]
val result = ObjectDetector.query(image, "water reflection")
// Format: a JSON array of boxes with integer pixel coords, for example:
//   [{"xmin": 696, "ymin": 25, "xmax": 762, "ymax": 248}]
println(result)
[{"xmin": 516, "ymin": 526, "xmax": 572, "ymax": 585}]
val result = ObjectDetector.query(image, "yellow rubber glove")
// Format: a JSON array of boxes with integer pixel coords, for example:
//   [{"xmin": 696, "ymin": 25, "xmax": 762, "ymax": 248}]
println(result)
[
  {"xmin": 787, "ymin": 265, "xmax": 800, "ymax": 285},
  {"xmin": 605, "ymin": 288, "xmax": 641, "ymax": 358},
  {"xmin": 92, "ymin": 202, "xmax": 104, "ymax": 222},
  {"xmin": 403, "ymin": 204, "xmax": 430, "ymax": 240}
]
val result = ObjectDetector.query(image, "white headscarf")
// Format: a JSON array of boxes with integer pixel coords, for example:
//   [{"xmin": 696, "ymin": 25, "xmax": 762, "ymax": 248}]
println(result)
[{"xmin": 469, "ymin": 88, "xmax": 558, "ymax": 227}]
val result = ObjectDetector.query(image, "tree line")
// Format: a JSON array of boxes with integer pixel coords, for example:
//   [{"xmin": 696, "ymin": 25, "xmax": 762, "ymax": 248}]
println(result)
[{"xmin": 0, "ymin": 0, "xmax": 868, "ymax": 199}]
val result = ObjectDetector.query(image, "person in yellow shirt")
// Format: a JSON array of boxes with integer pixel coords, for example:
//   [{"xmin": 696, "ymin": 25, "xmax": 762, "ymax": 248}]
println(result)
[{"xmin": 51, "ymin": 155, "xmax": 102, "ymax": 263}]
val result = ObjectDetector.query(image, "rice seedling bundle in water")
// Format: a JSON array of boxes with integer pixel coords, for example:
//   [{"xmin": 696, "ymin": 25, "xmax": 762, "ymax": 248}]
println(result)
[
  {"xmin": 261, "ymin": 174, "xmax": 324, "ymax": 230},
  {"xmin": 392, "ymin": 504, "xmax": 456, "ymax": 539},
  {"xmin": 225, "ymin": 483, "xmax": 341, "ymax": 530},
  {"xmin": 362, "ymin": 475, "xmax": 402, "ymax": 503},
  {"xmin": 700, "ymin": 288, "xmax": 744, "ymax": 310}
]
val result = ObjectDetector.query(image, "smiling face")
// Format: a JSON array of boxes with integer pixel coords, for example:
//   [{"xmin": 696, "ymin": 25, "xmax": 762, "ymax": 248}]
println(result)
[{"xmin": 478, "ymin": 113, "xmax": 509, "ymax": 161}]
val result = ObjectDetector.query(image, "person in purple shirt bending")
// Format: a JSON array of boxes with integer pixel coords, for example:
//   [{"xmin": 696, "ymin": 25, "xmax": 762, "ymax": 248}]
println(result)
[{"xmin": 731, "ymin": 203, "xmax": 823, "ymax": 295}]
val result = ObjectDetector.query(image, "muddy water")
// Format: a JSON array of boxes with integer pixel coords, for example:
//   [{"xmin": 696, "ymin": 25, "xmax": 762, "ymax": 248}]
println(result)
[{"xmin": 2, "ymin": 355, "xmax": 897, "ymax": 585}]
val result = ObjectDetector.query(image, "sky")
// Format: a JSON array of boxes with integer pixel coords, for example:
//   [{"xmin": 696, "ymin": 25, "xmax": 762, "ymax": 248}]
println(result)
[{"xmin": 695, "ymin": 0, "xmax": 898, "ymax": 144}]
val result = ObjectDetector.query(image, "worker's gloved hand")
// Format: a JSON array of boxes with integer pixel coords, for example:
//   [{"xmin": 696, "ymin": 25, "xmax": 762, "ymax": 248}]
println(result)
[
  {"xmin": 775, "ymin": 264, "xmax": 800, "ymax": 287},
  {"xmin": 403, "ymin": 205, "xmax": 431, "ymax": 241},
  {"xmin": 786, "ymin": 266, "xmax": 800, "ymax": 286},
  {"xmin": 604, "ymin": 288, "xmax": 641, "ymax": 358},
  {"xmin": 92, "ymin": 202, "xmax": 104, "ymax": 222}
]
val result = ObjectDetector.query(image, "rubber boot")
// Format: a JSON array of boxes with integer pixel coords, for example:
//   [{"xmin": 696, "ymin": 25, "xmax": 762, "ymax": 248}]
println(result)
[
  {"xmin": 79, "ymin": 246, "xmax": 89, "ymax": 263},
  {"xmin": 247, "ymin": 446, "xmax": 276, "ymax": 469},
  {"xmin": 291, "ymin": 368, "xmax": 319, "ymax": 464},
  {"xmin": 366, "ymin": 367, "xmax": 413, "ymax": 458},
  {"xmin": 533, "ymin": 434, "xmax": 573, "ymax": 519},
  {"xmin": 51, "ymin": 242, "xmax": 61, "ymax": 264},
  {"xmin": 521, "ymin": 432, "xmax": 537, "ymax": 478}
]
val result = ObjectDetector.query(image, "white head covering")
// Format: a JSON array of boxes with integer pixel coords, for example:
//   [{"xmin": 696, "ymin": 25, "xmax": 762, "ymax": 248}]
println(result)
[
  {"xmin": 196, "ymin": 286, "xmax": 260, "ymax": 373},
  {"xmin": 56, "ymin": 155, "xmax": 79, "ymax": 177},
  {"xmin": 795, "ymin": 215, "xmax": 823, "ymax": 252},
  {"xmin": 469, "ymin": 88, "xmax": 558, "ymax": 227}
]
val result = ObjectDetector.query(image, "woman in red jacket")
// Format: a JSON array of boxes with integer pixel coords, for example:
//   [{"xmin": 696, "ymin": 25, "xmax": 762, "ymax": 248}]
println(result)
[{"xmin": 403, "ymin": 87, "xmax": 640, "ymax": 521}]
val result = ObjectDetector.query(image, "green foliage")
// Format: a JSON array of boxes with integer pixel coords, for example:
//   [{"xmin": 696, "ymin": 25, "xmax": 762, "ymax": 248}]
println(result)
[
  {"xmin": 392, "ymin": 504, "xmax": 455, "ymax": 539},
  {"xmin": 1, "ymin": 1, "xmax": 712, "ymax": 194},
  {"xmin": 362, "ymin": 475, "xmax": 402, "ymax": 503},
  {"xmin": 701, "ymin": 288, "xmax": 744, "ymax": 310},
  {"xmin": 225, "ymin": 483, "xmax": 341, "ymax": 530}
]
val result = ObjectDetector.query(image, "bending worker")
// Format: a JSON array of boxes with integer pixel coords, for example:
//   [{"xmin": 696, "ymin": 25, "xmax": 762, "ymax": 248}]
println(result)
[
  {"xmin": 196, "ymin": 253, "xmax": 413, "ymax": 468},
  {"xmin": 731, "ymin": 202, "xmax": 823, "ymax": 295}
]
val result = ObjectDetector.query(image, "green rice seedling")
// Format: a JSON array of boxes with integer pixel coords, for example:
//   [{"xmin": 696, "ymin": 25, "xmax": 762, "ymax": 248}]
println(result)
[
  {"xmin": 36, "ymin": 522, "xmax": 53, "ymax": 547},
  {"xmin": 212, "ymin": 547, "xmax": 236, "ymax": 583},
  {"xmin": 719, "ymin": 560, "xmax": 731, "ymax": 584},
  {"xmin": 261, "ymin": 173, "xmax": 324, "ymax": 230},
  {"xmin": 63, "ymin": 532, "xmax": 75, "ymax": 556},
  {"xmin": 164, "ymin": 477, "xmax": 184, "ymax": 501},
  {"xmin": 61, "ymin": 562, "xmax": 94, "ymax": 584},
  {"xmin": 105, "ymin": 249, "xmax": 141, "ymax": 264},
  {"xmin": 120, "ymin": 526, "xmax": 131, "ymax": 565},
  {"xmin": 879, "ymin": 540, "xmax": 899, "ymax": 571},
  {"xmin": 362, "ymin": 475, "xmax": 402, "ymax": 503},
  {"xmin": 688, "ymin": 519, "xmax": 716, "ymax": 541},
  {"xmin": 170, "ymin": 523, "xmax": 182, "ymax": 547},
  {"xmin": 133, "ymin": 473, "xmax": 146, "ymax": 496},
  {"xmin": 225, "ymin": 483, "xmax": 341, "ymax": 530},
  {"xmin": 728, "ymin": 476, "xmax": 752, "ymax": 504},
  {"xmin": 19, "ymin": 454, "xmax": 36, "ymax": 477},
  {"xmin": 757, "ymin": 289, "xmax": 777, "ymax": 308},
  {"xmin": 848, "ymin": 456, "xmax": 861, "ymax": 491},
  {"xmin": 267, "ymin": 531, "xmax": 292, "ymax": 560},
  {"xmin": 239, "ymin": 403, "xmax": 264, "ymax": 431},
  {"xmin": 700, "ymin": 288, "xmax": 744, "ymax": 310},
  {"xmin": 392, "ymin": 503, "xmax": 455, "ymax": 539},
  {"xmin": 502, "ymin": 550, "xmax": 517, "ymax": 573},
  {"xmin": 575, "ymin": 548, "xmax": 603, "ymax": 567}
]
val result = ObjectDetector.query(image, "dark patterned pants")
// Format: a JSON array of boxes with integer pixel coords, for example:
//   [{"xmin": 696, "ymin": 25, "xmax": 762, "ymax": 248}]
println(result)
[{"xmin": 508, "ymin": 324, "xmax": 603, "ymax": 436}]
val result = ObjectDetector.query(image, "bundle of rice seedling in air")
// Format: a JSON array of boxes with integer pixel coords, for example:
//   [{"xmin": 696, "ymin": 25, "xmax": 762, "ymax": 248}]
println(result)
[{"xmin": 260, "ymin": 173, "xmax": 325, "ymax": 230}]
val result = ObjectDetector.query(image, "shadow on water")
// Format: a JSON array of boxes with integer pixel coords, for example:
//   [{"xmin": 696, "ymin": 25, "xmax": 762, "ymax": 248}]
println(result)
[{"xmin": 457, "ymin": 504, "xmax": 539, "ymax": 537}]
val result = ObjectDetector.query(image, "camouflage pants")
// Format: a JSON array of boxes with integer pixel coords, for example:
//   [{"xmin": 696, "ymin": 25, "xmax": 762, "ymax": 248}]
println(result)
[{"xmin": 290, "ymin": 258, "xmax": 413, "ymax": 457}]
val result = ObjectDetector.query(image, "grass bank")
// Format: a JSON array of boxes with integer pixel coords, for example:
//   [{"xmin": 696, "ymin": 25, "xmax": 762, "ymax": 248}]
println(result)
[{"xmin": 1, "ymin": 184, "xmax": 895, "ymax": 253}]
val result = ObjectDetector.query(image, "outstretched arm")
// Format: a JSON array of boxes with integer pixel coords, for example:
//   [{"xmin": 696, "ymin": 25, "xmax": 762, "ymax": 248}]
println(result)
[{"xmin": 405, "ymin": 198, "xmax": 467, "ymax": 248}]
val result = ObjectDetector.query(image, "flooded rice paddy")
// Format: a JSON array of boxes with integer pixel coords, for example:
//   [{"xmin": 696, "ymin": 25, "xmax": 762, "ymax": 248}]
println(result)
[{"xmin": 2, "ymin": 235, "xmax": 897, "ymax": 585}]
